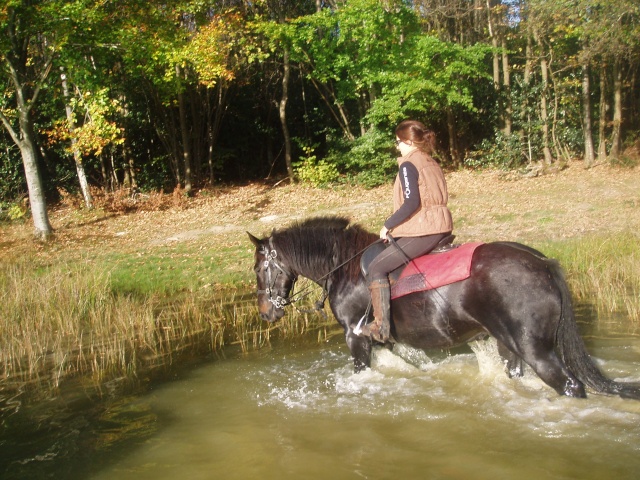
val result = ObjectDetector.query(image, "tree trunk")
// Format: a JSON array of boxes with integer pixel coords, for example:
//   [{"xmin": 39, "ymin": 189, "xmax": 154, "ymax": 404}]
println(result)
[
  {"xmin": 474, "ymin": 0, "xmax": 483, "ymax": 35},
  {"xmin": 21, "ymin": 139, "xmax": 52, "ymax": 239},
  {"xmin": 61, "ymin": 71, "xmax": 93, "ymax": 208},
  {"xmin": 0, "ymin": 83, "xmax": 53, "ymax": 239},
  {"xmin": 206, "ymin": 82, "xmax": 228, "ymax": 185},
  {"xmin": 120, "ymin": 96, "xmax": 137, "ymax": 190},
  {"xmin": 110, "ymin": 151, "xmax": 120, "ymax": 189},
  {"xmin": 535, "ymin": 31, "xmax": 554, "ymax": 165},
  {"xmin": 176, "ymin": 65, "xmax": 193, "ymax": 193},
  {"xmin": 581, "ymin": 61, "xmax": 595, "ymax": 168},
  {"xmin": 100, "ymin": 154, "xmax": 111, "ymax": 191},
  {"xmin": 2, "ymin": 108, "xmax": 54, "ymax": 239},
  {"xmin": 0, "ymin": 26, "xmax": 54, "ymax": 239},
  {"xmin": 501, "ymin": 37, "xmax": 512, "ymax": 136},
  {"xmin": 487, "ymin": 0, "xmax": 501, "ymax": 127},
  {"xmin": 630, "ymin": 66, "xmax": 638, "ymax": 132},
  {"xmin": 521, "ymin": 27, "xmax": 533, "ymax": 163},
  {"xmin": 487, "ymin": 0, "xmax": 500, "ymax": 87},
  {"xmin": 279, "ymin": 47, "xmax": 295, "ymax": 180},
  {"xmin": 610, "ymin": 59, "xmax": 623, "ymax": 160},
  {"xmin": 597, "ymin": 66, "xmax": 607, "ymax": 162},
  {"xmin": 446, "ymin": 107, "xmax": 461, "ymax": 167}
]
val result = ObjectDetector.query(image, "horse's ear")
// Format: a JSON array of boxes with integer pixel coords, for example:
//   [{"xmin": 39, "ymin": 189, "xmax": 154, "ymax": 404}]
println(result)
[{"xmin": 247, "ymin": 232, "xmax": 262, "ymax": 247}]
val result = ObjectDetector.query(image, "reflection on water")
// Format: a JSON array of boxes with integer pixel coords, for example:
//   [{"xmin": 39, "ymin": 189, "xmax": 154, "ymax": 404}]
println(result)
[
  {"xmin": 94, "ymin": 336, "xmax": 640, "ymax": 480},
  {"xmin": 2, "ymin": 328, "xmax": 640, "ymax": 479},
  {"xmin": 5, "ymin": 334, "xmax": 640, "ymax": 480}
]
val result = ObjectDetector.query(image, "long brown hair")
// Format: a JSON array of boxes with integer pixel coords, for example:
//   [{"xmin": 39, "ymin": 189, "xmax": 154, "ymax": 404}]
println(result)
[{"xmin": 395, "ymin": 120, "xmax": 436, "ymax": 155}]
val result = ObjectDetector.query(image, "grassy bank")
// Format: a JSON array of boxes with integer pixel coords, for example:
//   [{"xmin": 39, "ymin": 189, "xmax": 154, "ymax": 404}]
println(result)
[
  {"xmin": 541, "ymin": 233, "xmax": 640, "ymax": 331},
  {"xmin": 1, "ymin": 230, "xmax": 637, "ymax": 408},
  {"xmin": 1, "ymin": 161, "xmax": 639, "ymax": 410},
  {"xmin": 0, "ymin": 256, "xmax": 335, "ymax": 414}
]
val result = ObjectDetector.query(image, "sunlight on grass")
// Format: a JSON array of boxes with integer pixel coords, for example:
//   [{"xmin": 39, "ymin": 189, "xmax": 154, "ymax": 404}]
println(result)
[{"xmin": 104, "ymin": 242, "xmax": 254, "ymax": 296}]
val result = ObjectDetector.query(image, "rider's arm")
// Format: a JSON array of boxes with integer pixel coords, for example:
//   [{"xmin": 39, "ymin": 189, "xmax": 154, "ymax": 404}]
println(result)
[{"xmin": 384, "ymin": 162, "xmax": 420, "ymax": 232}]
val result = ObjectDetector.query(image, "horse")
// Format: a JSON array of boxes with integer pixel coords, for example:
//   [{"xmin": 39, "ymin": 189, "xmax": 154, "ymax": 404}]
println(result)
[{"xmin": 248, "ymin": 216, "xmax": 640, "ymax": 400}]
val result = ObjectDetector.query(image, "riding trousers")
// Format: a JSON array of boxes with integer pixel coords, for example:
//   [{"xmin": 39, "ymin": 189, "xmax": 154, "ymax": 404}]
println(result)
[{"xmin": 367, "ymin": 232, "xmax": 452, "ymax": 281}]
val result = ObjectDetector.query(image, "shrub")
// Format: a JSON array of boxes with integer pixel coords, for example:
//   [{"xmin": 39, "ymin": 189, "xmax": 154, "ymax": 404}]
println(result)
[
  {"xmin": 293, "ymin": 143, "xmax": 340, "ymax": 187},
  {"xmin": 332, "ymin": 128, "xmax": 397, "ymax": 187},
  {"xmin": 465, "ymin": 132, "xmax": 526, "ymax": 170}
]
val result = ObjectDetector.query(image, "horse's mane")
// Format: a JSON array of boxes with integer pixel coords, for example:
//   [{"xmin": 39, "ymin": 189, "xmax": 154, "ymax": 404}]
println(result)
[{"xmin": 271, "ymin": 216, "xmax": 377, "ymax": 281}]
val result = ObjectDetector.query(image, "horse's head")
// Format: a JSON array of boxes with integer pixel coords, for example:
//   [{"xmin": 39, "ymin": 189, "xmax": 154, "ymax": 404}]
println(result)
[{"xmin": 247, "ymin": 232, "xmax": 297, "ymax": 322}]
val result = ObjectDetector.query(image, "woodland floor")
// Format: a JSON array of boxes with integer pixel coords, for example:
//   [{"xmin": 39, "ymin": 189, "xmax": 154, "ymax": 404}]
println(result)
[{"xmin": 1, "ymin": 159, "xmax": 640, "ymax": 266}]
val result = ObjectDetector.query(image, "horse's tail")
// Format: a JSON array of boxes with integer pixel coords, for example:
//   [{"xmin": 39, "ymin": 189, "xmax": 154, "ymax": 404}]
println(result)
[{"xmin": 549, "ymin": 259, "xmax": 640, "ymax": 400}]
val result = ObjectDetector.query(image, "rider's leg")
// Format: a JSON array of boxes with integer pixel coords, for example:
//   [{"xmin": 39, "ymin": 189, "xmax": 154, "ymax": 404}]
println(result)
[
  {"xmin": 361, "ymin": 233, "xmax": 451, "ymax": 343},
  {"xmin": 361, "ymin": 277, "xmax": 391, "ymax": 343}
]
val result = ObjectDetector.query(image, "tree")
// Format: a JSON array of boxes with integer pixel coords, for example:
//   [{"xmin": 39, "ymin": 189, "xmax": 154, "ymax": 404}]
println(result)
[
  {"xmin": 528, "ymin": 0, "xmax": 640, "ymax": 165},
  {"xmin": 581, "ymin": 59, "xmax": 595, "ymax": 167},
  {"xmin": 0, "ymin": 0, "xmax": 114, "ymax": 236},
  {"xmin": 286, "ymin": 0, "xmax": 417, "ymax": 141},
  {"xmin": 0, "ymin": 1, "xmax": 58, "ymax": 239},
  {"xmin": 1, "ymin": 0, "xmax": 638, "ymax": 200},
  {"xmin": 186, "ymin": 9, "xmax": 246, "ymax": 184},
  {"xmin": 60, "ymin": 69, "xmax": 93, "ymax": 208}
]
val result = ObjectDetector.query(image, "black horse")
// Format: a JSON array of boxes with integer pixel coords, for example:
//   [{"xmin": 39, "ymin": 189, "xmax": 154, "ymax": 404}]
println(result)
[{"xmin": 248, "ymin": 216, "xmax": 640, "ymax": 400}]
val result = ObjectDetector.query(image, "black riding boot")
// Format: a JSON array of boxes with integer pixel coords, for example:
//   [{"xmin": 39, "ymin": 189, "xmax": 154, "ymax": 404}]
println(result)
[{"xmin": 361, "ymin": 278, "xmax": 391, "ymax": 343}]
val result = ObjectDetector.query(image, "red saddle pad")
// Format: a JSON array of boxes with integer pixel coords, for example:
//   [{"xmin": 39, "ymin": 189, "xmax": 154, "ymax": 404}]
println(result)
[{"xmin": 391, "ymin": 242, "xmax": 484, "ymax": 300}]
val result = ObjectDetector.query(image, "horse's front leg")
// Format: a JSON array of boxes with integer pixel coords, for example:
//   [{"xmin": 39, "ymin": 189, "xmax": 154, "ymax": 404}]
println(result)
[
  {"xmin": 329, "ymin": 284, "xmax": 373, "ymax": 372},
  {"xmin": 345, "ymin": 326, "xmax": 372, "ymax": 372}
]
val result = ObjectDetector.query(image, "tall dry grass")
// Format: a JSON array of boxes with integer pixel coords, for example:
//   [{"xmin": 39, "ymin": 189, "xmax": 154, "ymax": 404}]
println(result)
[
  {"xmin": 2, "ymin": 232, "xmax": 638, "ymax": 411},
  {"xmin": 0, "ymin": 260, "xmax": 311, "ymax": 404},
  {"xmin": 542, "ymin": 232, "xmax": 640, "ymax": 330}
]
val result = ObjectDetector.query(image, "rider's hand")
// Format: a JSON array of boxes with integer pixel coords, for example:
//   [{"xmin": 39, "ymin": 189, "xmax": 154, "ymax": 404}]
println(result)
[{"xmin": 380, "ymin": 226, "xmax": 389, "ymax": 241}]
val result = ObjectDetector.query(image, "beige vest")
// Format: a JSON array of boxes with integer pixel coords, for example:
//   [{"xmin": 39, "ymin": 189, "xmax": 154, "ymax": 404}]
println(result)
[{"xmin": 391, "ymin": 150, "xmax": 453, "ymax": 237}]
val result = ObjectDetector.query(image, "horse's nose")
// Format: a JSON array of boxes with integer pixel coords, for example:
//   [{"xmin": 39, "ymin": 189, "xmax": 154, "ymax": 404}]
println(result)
[{"xmin": 260, "ymin": 311, "xmax": 271, "ymax": 321}]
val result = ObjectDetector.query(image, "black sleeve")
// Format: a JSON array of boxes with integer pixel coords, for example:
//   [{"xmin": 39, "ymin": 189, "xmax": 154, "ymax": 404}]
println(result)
[{"xmin": 384, "ymin": 162, "xmax": 421, "ymax": 231}]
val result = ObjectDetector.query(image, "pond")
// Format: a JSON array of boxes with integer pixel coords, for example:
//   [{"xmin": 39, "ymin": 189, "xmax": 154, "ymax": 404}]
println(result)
[{"xmin": 1, "ymin": 316, "xmax": 640, "ymax": 479}]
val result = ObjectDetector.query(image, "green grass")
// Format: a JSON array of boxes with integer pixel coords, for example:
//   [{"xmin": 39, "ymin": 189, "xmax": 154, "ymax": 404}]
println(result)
[
  {"xmin": 537, "ymin": 216, "xmax": 554, "ymax": 225},
  {"xmin": 492, "ymin": 213, "xmax": 517, "ymax": 222},
  {"xmin": 103, "ymin": 242, "xmax": 254, "ymax": 297}
]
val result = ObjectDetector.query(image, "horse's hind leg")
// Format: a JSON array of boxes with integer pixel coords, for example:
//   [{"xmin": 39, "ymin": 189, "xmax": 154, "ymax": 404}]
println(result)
[
  {"xmin": 524, "ymin": 349, "xmax": 586, "ymax": 398},
  {"xmin": 497, "ymin": 341, "xmax": 524, "ymax": 378}
]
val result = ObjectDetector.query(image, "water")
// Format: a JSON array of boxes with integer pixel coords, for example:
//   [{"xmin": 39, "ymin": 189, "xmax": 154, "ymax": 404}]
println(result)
[
  {"xmin": 9, "ymin": 336, "xmax": 640, "ymax": 479},
  {"xmin": 2, "ymin": 332, "xmax": 640, "ymax": 479}
]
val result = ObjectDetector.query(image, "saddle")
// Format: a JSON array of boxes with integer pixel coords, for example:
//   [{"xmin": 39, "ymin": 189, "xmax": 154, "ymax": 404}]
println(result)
[{"xmin": 360, "ymin": 236, "xmax": 484, "ymax": 300}]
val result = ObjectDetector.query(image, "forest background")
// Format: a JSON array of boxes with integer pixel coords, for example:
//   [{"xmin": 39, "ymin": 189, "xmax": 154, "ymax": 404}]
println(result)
[{"xmin": 1, "ymin": 0, "xmax": 639, "ymax": 239}]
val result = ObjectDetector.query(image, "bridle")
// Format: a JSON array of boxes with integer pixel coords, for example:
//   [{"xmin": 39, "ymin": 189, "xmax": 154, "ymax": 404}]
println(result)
[
  {"xmin": 256, "ymin": 238, "xmax": 297, "ymax": 310},
  {"xmin": 256, "ymin": 237, "xmax": 382, "ymax": 315}
]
